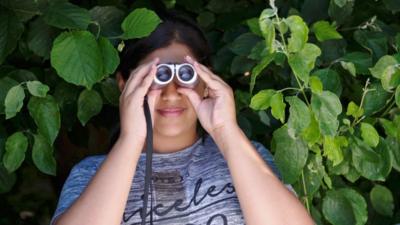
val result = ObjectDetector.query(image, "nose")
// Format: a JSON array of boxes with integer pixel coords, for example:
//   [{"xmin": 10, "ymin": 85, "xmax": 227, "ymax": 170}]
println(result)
[{"xmin": 160, "ymin": 79, "xmax": 182, "ymax": 101}]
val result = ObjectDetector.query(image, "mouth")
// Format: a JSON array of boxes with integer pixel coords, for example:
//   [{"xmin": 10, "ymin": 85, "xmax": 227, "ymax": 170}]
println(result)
[{"xmin": 157, "ymin": 107, "xmax": 185, "ymax": 117}]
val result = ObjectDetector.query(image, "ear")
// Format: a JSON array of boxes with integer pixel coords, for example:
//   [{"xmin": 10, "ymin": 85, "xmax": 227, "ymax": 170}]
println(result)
[{"xmin": 116, "ymin": 72, "xmax": 126, "ymax": 92}]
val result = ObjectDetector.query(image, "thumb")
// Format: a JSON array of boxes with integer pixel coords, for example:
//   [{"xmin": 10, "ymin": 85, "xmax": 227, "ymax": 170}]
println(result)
[{"xmin": 177, "ymin": 88, "xmax": 201, "ymax": 110}]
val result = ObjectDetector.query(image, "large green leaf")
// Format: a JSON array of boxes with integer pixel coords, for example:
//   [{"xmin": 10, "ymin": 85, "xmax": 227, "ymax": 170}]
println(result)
[
  {"xmin": 328, "ymin": 0, "xmax": 354, "ymax": 25},
  {"xmin": 32, "ymin": 133, "xmax": 56, "ymax": 176},
  {"xmin": 285, "ymin": 15, "xmax": 309, "ymax": 53},
  {"xmin": 381, "ymin": 65, "xmax": 400, "ymax": 91},
  {"xmin": 43, "ymin": 1, "xmax": 91, "ymax": 30},
  {"xmin": 4, "ymin": 0, "xmax": 39, "ymax": 22},
  {"xmin": 322, "ymin": 188, "xmax": 367, "ymax": 225},
  {"xmin": 311, "ymin": 91, "xmax": 342, "ymax": 136},
  {"xmin": 229, "ymin": 33, "xmax": 261, "ymax": 56},
  {"xmin": 288, "ymin": 43, "xmax": 321, "ymax": 83},
  {"xmin": 250, "ymin": 53, "xmax": 274, "ymax": 94},
  {"xmin": 3, "ymin": 132, "xmax": 28, "ymax": 173},
  {"xmin": 351, "ymin": 136, "xmax": 392, "ymax": 181},
  {"xmin": 311, "ymin": 69, "xmax": 342, "ymax": 96},
  {"xmin": 272, "ymin": 125, "xmax": 308, "ymax": 184},
  {"xmin": 27, "ymin": 95, "xmax": 60, "ymax": 146},
  {"xmin": 302, "ymin": 153, "xmax": 325, "ymax": 197},
  {"xmin": 370, "ymin": 184, "xmax": 394, "ymax": 217},
  {"xmin": 312, "ymin": 20, "xmax": 342, "ymax": 42},
  {"xmin": 286, "ymin": 96, "xmax": 311, "ymax": 134},
  {"xmin": 354, "ymin": 30, "xmax": 388, "ymax": 61},
  {"xmin": 51, "ymin": 31, "xmax": 103, "ymax": 89},
  {"xmin": 27, "ymin": 18, "xmax": 59, "ymax": 59},
  {"xmin": 363, "ymin": 81, "xmax": 391, "ymax": 116},
  {"xmin": 250, "ymin": 89, "xmax": 276, "ymax": 110},
  {"xmin": 77, "ymin": 89, "xmax": 103, "ymax": 126},
  {"xmin": 121, "ymin": 8, "xmax": 161, "ymax": 39},
  {"xmin": 0, "ymin": 6, "xmax": 24, "ymax": 64},
  {"xmin": 369, "ymin": 55, "xmax": 398, "ymax": 79},
  {"xmin": 98, "ymin": 37, "xmax": 120, "ymax": 77},
  {"xmin": 385, "ymin": 137, "xmax": 400, "ymax": 172},
  {"xmin": 89, "ymin": 6, "xmax": 125, "ymax": 38}
]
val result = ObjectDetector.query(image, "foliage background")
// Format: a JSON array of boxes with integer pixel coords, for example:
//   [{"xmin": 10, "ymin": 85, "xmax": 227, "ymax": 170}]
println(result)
[{"xmin": 0, "ymin": 0, "xmax": 399, "ymax": 224}]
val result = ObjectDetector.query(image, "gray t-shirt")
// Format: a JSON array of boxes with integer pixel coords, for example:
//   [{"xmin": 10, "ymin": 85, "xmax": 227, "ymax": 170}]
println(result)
[{"xmin": 50, "ymin": 134, "xmax": 294, "ymax": 225}]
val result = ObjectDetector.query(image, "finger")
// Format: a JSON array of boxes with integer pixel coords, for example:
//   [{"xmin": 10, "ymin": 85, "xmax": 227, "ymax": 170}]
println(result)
[
  {"xmin": 177, "ymin": 88, "xmax": 202, "ymax": 110},
  {"xmin": 185, "ymin": 56, "xmax": 221, "ymax": 90},
  {"xmin": 124, "ymin": 58, "xmax": 159, "ymax": 96},
  {"xmin": 133, "ymin": 63, "xmax": 158, "ymax": 97}
]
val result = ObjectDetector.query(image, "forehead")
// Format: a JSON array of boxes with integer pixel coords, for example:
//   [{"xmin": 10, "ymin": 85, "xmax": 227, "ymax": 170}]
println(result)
[{"xmin": 139, "ymin": 42, "xmax": 195, "ymax": 65}]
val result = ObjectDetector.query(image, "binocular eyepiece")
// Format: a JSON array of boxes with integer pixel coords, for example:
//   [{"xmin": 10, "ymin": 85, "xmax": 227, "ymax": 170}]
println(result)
[{"xmin": 151, "ymin": 63, "xmax": 198, "ymax": 89}]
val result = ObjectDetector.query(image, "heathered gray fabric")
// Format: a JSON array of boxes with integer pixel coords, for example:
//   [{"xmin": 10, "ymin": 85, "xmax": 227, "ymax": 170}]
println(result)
[{"xmin": 50, "ymin": 134, "xmax": 295, "ymax": 225}]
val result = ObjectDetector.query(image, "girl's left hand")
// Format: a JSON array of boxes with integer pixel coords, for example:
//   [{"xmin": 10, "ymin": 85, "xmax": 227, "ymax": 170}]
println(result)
[{"xmin": 177, "ymin": 55, "xmax": 238, "ymax": 136}]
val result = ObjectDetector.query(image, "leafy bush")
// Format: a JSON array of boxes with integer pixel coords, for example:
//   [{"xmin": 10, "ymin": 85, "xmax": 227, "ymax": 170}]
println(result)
[{"xmin": 0, "ymin": 0, "xmax": 399, "ymax": 224}]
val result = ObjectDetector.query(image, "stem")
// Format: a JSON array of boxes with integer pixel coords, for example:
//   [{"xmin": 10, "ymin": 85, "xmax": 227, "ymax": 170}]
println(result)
[
  {"xmin": 91, "ymin": 21, "xmax": 101, "ymax": 39},
  {"xmin": 301, "ymin": 170, "xmax": 310, "ymax": 213},
  {"xmin": 379, "ymin": 95, "xmax": 396, "ymax": 118},
  {"xmin": 278, "ymin": 87, "xmax": 301, "ymax": 93},
  {"xmin": 350, "ymin": 78, "xmax": 372, "ymax": 128}
]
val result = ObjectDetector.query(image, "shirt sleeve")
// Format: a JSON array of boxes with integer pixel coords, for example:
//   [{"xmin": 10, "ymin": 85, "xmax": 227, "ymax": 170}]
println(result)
[
  {"xmin": 50, "ymin": 156, "xmax": 101, "ymax": 225},
  {"xmin": 250, "ymin": 140, "xmax": 298, "ymax": 196}
]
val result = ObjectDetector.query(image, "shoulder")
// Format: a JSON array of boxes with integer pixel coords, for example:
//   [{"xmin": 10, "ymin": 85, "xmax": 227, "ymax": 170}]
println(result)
[{"xmin": 71, "ymin": 154, "xmax": 107, "ymax": 173}]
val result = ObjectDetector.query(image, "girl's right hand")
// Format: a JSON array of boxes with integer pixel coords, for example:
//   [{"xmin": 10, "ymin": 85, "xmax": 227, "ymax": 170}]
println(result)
[{"xmin": 118, "ymin": 58, "xmax": 161, "ymax": 144}]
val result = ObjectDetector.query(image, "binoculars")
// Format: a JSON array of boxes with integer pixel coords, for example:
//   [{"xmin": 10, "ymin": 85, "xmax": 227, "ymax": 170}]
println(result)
[{"xmin": 151, "ymin": 63, "xmax": 199, "ymax": 89}]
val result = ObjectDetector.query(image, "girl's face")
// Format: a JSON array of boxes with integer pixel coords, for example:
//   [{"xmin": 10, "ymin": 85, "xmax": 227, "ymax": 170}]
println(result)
[{"xmin": 122, "ymin": 42, "xmax": 207, "ymax": 138}]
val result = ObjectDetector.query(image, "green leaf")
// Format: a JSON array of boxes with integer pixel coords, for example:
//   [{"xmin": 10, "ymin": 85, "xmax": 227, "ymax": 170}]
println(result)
[
  {"xmin": 301, "ymin": 113, "xmax": 321, "ymax": 146},
  {"xmin": 341, "ymin": 52, "xmax": 372, "ymax": 75},
  {"xmin": 270, "ymin": 92, "xmax": 286, "ymax": 123},
  {"xmin": 396, "ymin": 86, "xmax": 400, "ymax": 107},
  {"xmin": 285, "ymin": 15, "xmax": 309, "ymax": 53},
  {"xmin": 323, "ymin": 188, "xmax": 367, "ymax": 225},
  {"xmin": 346, "ymin": 101, "xmax": 363, "ymax": 118},
  {"xmin": 100, "ymin": 78, "xmax": 120, "ymax": 107},
  {"xmin": 340, "ymin": 61, "xmax": 356, "ymax": 77},
  {"xmin": 98, "ymin": 37, "xmax": 120, "ymax": 77},
  {"xmin": 351, "ymin": 136, "xmax": 392, "ymax": 181},
  {"xmin": 386, "ymin": 137, "xmax": 400, "ymax": 172},
  {"xmin": 302, "ymin": 153, "xmax": 324, "ymax": 197},
  {"xmin": 230, "ymin": 56, "xmax": 256, "ymax": 75},
  {"xmin": 323, "ymin": 136, "xmax": 345, "ymax": 166},
  {"xmin": 197, "ymin": 11, "xmax": 215, "ymax": 28},
  {"xmin": 0, "ymin": 6, "xmax": 24, "ymax": 64},
  {"xmin": 312, "ymin": 69, "xmax": 343, "ymax": 96},
  {"xmin": 0, "ymin": 77, "xmax": 19, "ymax": 114},
  {"xmin": 328, "ymin": 0, "xmax": 354, "ymax": 25},
  {"xmin": 259, "ymin": 8, "xmax": 276, "ymax": 53},
  {"xmin": 309, "ymin": 76, "xmax": 323, "ymax": 94},
  {"xmin": 381, "ymin": 65, "xmax": 400, "ymax": 92},
  {"xmin": 272, "ymin": 125, "xmax": 308, "ymax": 184},
  {"xmin": 360, "ymin": 122, "xmax": 379, "ymax": 147},
  {"xmin": 334, "ymin": 0, "xmax": 348, "ymax": 8},
  {"xmin": 3, "ymin": 132, "xmax": 28, "ymax": 173},
  {"xmin": 51, "ymin": 31, "xmax": 103, "ymax": 89},
  {"xmin": 311, "ymin": 91, "xmax": 342, "ymax": 136},
  {"xmin": 354, "ymin": 30, "xmax": 388, "ymax": 61},
  {"xmin": 32, "ymin": 133, "xmax": 56, "ymax": 176},
  {"xmin": 43, "ymin": 2, "xmax": 91, "ymax": 30},
  {"xmin": 288, "ymin": 43, "xmax": 321, "ymax": 83},
  {"xmin": 230, "ymin": 33, "xmax": 261, "ymax": 56},
  {"xmin": 312, "ymin": 21, "xmax": 342, "ymax": 42},
  {"xmin": 369, "ymin": 55, "xmax": 398, "ymax": 79},
  {"xmin": 27, "ymin": 95, "xmax": 60, "ymax": 146},
  {"xmin": 4, "ymin": 85, "xmax": 25, "ymax": 120},
  {"xmin": 363, "ymin": 81, "xmax": 391, "ymax": 116},
  {"xmin": 246, "ymin": 18, "xmax": 262, "ymax": 37},
  {"xmin": 121, "ymin": 8, "xmax": 161, "ymax": 39},
  {"xmin": 250, "ymin": 89, "xmax": 276, "ymax": 110},
  {"xmin": 89, "ymin": 6, "xmax": 125, "ymax": 38},
  {"xmin": 5, "ymin": 0, "xmax": 39, "ymax": 22},
  {"xmin": 378, "ymin": 118, "xmax": 397, "ymax": 138},
  {"xmin": 77, "ymin": 89, "xmax": 103, "ymax": 126},
  {"xmin": 26, "ymin": 81, "xmax": 50, "ymax": 97},
  {"xmin": 250, "ymin": 53, "xmax": 274, "ymax": 94},
  {"xmin": 286, "ymin": 96, "xmax": 310, "ymax": 134},
  {"xmin": 370, "ymin": 184, "xmax": 394, "ymax": 217},
  {"xmin": 27, "ymin": 17, "xmax": 59, "ymax": 60}
]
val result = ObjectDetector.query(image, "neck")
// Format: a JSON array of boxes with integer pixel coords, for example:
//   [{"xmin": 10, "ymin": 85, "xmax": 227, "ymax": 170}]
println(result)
[{"xmin": 142, "ymin": 129, "xmax": 200, "ymax": 154}]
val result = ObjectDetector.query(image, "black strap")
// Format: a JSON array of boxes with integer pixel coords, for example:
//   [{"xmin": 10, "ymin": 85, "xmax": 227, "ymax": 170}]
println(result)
[{"xmin": 141, "ymin": 95, "xmax": 154, "ymax": 225}]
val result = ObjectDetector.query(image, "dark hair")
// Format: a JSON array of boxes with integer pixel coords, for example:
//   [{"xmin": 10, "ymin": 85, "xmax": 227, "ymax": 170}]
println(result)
[
  {"xmin": 117, "ymin": 11, "xmax": 212, "ymax": 80},
  {"xmin": 108, "ymin": 10, "xmax": 212, "ymax": 150}
]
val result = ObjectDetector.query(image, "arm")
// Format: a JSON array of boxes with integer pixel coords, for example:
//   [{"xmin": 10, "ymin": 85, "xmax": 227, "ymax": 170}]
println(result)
[
  {"xmin": 211, "ymin": 124, "xmax": 315, "ymax": 225},
  {"xmin": 54, "ymin": 135, "xmax": 143, "ymax": 225}
]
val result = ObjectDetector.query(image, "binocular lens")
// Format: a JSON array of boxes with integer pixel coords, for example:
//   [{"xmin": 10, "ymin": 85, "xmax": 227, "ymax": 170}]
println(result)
[
  {"xmin": 178, "ymin": 65, "xmax": 195, "ymax": 81},
  {"xmin": 156, "ymin": 66, "xmax": 172, "ymax": 82}
]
